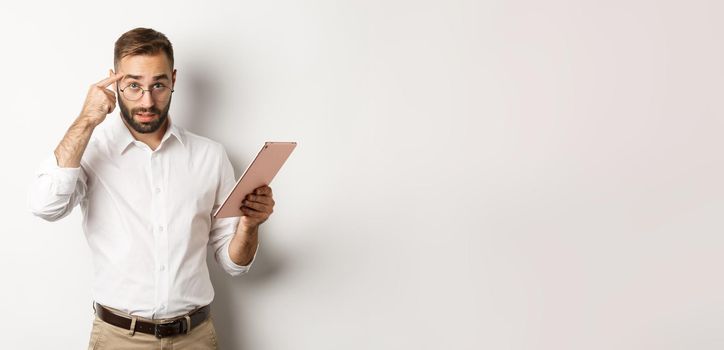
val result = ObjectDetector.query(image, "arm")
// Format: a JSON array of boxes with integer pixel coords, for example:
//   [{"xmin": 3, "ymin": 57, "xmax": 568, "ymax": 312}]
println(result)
[
  {"xmin": 228, "ymin": 225, "xmax": 259, "ymax": 266},
  {"xmin": 54, "ymin": 117, "xmax": 97, "ymax": 168},
  {"xmin": 28, "ymin": 70, "xmax": 124, "ymax": 221},
  {"xmin": 55, "ymin": 70, "xmax": 124, "ymax": 167},
  {"xmin": 230, "ymin": 185, "xmax": 274, "ymax": 265},
  {"xmin": 208, "ymin": 145, "xmax": 260, "ymax": 276},
  {"xmin": 208, "ymin": 146, "xmax": 275, "ymax": 275}
]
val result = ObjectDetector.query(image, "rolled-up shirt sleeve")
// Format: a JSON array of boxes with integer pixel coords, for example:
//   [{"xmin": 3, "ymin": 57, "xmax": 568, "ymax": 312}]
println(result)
[
  {"xmin": 28, "ymin": 153, "xmax": 87, "ymax": 221},
  {"xmin": 208, "ymin": 145, "xmax": 259, "ymax": 276}
]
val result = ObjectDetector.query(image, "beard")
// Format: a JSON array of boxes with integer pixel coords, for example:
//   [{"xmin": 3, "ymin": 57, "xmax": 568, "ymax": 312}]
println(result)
[{"xmin": 118, "ymin": 96, "xmax": 172, "ymax": 134}]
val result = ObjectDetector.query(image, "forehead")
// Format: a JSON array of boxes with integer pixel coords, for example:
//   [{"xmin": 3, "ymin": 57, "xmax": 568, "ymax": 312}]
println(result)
[{"xmin": 117, "ymin": 53, "xmax": 172, "ymax": 79}]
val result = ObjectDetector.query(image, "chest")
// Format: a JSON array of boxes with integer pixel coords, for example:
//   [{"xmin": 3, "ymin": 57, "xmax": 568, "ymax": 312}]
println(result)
[{"xmin": 84, "ymin": 145, "xmax": 219, "ymax": 218}]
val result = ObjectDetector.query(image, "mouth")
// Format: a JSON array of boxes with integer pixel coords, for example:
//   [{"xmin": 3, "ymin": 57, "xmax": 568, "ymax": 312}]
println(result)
[{"xmin": 135, "ymin": 113, "xmax": 158, "ymax": 123}]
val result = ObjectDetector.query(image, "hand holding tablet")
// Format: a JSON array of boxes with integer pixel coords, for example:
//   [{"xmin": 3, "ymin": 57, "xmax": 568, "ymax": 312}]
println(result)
[{"xmin": 214, "ymin": 142, "xmax": 297, "ymax": 218}]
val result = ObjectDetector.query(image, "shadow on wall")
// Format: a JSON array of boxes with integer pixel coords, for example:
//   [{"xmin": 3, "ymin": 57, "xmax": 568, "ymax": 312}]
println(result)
[
  {"xmin": 180, "ymin": 62, "xmax": 249, "ymax": 175},
  {"xmin": 183, "ymin": 62, "xmax": 289, "ymax": 348},
  {"xmin": 206, "ymin": 242, "xmax": 289, "ymax": 349},
  {"xmin": 177, "ymin": 63, "xmax": 216, "ymax": 140}
]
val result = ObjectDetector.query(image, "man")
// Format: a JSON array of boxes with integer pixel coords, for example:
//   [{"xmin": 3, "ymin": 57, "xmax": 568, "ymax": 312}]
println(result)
[{"xmin": 28, "ymin": 28, "xmax": 274, "ymax": 349}]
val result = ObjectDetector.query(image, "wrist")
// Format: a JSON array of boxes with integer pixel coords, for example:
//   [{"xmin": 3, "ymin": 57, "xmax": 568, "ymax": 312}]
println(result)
[
  {"xmin": 237, "ymin": 225, "xmax": 259, "ymax": 237},
  {"xmin": 77, "ymin": 114, "xmax": 102, "ymax": 129}
]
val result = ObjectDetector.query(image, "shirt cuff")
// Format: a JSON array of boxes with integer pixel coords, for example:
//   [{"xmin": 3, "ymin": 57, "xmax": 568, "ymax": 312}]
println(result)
[
  {"xmin": 222, "ymin": 238, "xmax": 259, "ymax": 275},
  {"xmin": 53, "ymin": 167, "xmax": 81, "ymax": 195},
  {"xmin": 41, "ymin": 154, "xmax": 82, "ymax": 196}
]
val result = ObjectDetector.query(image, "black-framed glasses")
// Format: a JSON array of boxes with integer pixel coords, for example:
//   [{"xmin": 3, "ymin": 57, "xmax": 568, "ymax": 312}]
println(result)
[{"xmin": 119, "ymin": 82, "xmax": 174, "ymax": 102}]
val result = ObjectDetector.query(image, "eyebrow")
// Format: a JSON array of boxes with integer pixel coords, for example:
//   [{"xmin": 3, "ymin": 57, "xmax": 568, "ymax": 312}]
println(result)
[{"xmin": 124, "ymin": 74, "xmax": 170, "ymax": 81}]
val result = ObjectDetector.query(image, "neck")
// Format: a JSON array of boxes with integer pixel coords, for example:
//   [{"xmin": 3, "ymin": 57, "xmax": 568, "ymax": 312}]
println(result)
[{"xmin": 123, "ymin": 117, "xmax": 169, "ymax": 151}]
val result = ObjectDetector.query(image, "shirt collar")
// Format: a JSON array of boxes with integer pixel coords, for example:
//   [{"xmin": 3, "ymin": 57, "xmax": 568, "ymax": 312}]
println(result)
[{"xmin": 110, "ymin": 115, "xmax": 185, "ymax": 154}]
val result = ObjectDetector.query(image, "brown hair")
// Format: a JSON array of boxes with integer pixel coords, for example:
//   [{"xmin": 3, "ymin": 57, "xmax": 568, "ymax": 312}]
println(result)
[{"xmin": 114, "ymin": 28, "xmax": 174, "ymax": 69}]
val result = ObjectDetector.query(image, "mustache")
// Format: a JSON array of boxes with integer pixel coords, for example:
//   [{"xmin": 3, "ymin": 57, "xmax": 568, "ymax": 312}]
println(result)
[{"xmin": 131, "ymin": 107, "xmax": 162, "ymax": 115}]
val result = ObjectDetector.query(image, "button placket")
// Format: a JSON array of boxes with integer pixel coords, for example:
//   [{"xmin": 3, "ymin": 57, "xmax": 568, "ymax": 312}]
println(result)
[{"xmin": 150, "ymin": 151, "xmax": 170, "ymax": 315}]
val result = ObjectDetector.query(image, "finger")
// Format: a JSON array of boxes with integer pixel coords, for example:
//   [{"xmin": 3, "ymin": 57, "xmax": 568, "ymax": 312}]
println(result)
[
  {"xmin": 108, "ymin": 70, "xmax": 116, "ymax": 87},
  {"xmin": 103, "ymin": 90, "xmax": 117, "ymax": 104},
  {"xmin": 107, "ymin": 99, "xmax": 116, "ymax": 113},
  {"xmin": 95, "ymin": 71, "xmax": 124, "ymax": 88},
  {"xmin": 102, "ymin": 90, "xmax": 117, "ymax": 113},
  {"xmin": 241, "ymin": 207, "xmax": 266, "ymax": 218},
  {"xmin": 241, "ymin": 202, "xmax": 271, "ymax": 214},
  {"xmin": 245, "ymin": 194, "xmax": 274, "ymax": 205},
  {"xmin": 242, "ymin": 200, "xmax": 272, "ymax": 212},
  {"xmin": 254, "ymin": 186, "xmax": 272, "ymax": 195}
]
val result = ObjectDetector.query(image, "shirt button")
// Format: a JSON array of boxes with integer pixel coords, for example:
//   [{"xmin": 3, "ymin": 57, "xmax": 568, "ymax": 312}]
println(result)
[
  {"xmin": 155, "ymin": 187, "xmax": 161, "ymax": 193},
  {"xmin": 160, "ymin": 265, "xmax": 166, "ymax": 271},
  {"xmin": 158, "ymin": 226, "xmax": 164, "ymax": 232}
]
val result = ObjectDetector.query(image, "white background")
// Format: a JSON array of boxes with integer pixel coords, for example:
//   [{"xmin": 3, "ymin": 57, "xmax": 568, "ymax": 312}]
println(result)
[{"xmin": 1, "ymin": 1, "xmax": 723, "ymax": 349}]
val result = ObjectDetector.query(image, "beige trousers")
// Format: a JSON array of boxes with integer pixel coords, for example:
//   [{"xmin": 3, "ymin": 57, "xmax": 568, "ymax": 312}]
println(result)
[{"xmin": 87, "ymin": 305, "xmax": 219, "ymax": 350}]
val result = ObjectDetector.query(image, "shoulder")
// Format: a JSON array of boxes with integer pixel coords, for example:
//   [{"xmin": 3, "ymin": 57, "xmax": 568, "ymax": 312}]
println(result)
[
  {"xmin": 82, "ymin": 122, "xmax": 115, "ymax": 162},
  {"xmin": 180, "ymin": 128, "xmax": 228, "ymax": 161}
]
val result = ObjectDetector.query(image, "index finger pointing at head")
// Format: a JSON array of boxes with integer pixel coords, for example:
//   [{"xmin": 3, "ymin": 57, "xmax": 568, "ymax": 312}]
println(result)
[{"xmin": 95, "ymin": 72, "xmax": 124, "ymax": 88}]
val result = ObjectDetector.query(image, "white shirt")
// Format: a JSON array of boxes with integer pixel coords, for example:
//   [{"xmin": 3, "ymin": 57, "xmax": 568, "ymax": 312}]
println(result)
[{"xmin": 28, "ymin": 115, "xmax": 257, "ymax": 319}]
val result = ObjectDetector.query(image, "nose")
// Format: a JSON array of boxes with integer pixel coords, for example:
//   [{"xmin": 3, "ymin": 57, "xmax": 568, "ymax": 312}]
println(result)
[{"xmin": 139, "ymin": 90, "xmax": 154, "ymax": 109}]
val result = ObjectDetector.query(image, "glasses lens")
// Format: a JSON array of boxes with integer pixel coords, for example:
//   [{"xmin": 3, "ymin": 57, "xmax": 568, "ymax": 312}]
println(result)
[
  {"xmin": 123, "ymin": 87, "xmax": 143, "ymax": 101},
  {"xmin": 151, "ymin": 87, "xmax": 172, "ymax": 102}
]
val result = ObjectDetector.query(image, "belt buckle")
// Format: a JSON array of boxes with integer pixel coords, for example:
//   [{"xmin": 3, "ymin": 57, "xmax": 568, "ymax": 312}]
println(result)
[{"xmin": 154, "ymin": 319, "xmax": 186, "ymax": 339}]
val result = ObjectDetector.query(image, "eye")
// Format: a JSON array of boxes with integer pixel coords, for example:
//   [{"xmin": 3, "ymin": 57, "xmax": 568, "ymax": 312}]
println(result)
[
  {"xmin": 152, "ymin": 83, "xmax": 166, "ymax": 89},
  {"xmin": 128, "ymin": 82, "xmax": 141, "ymax": 89}
]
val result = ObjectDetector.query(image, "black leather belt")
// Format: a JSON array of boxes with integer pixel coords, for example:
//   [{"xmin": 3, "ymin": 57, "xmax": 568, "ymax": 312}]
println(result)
[{"xmin": 94, "ymin": 302, "xmax": 211, "ymax": 339}]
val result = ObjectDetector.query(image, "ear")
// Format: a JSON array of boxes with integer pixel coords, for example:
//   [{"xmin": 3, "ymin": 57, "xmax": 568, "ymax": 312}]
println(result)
[{"xmin": 172, "ymin": 68, "xmax": 177, "ymax": 88}]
